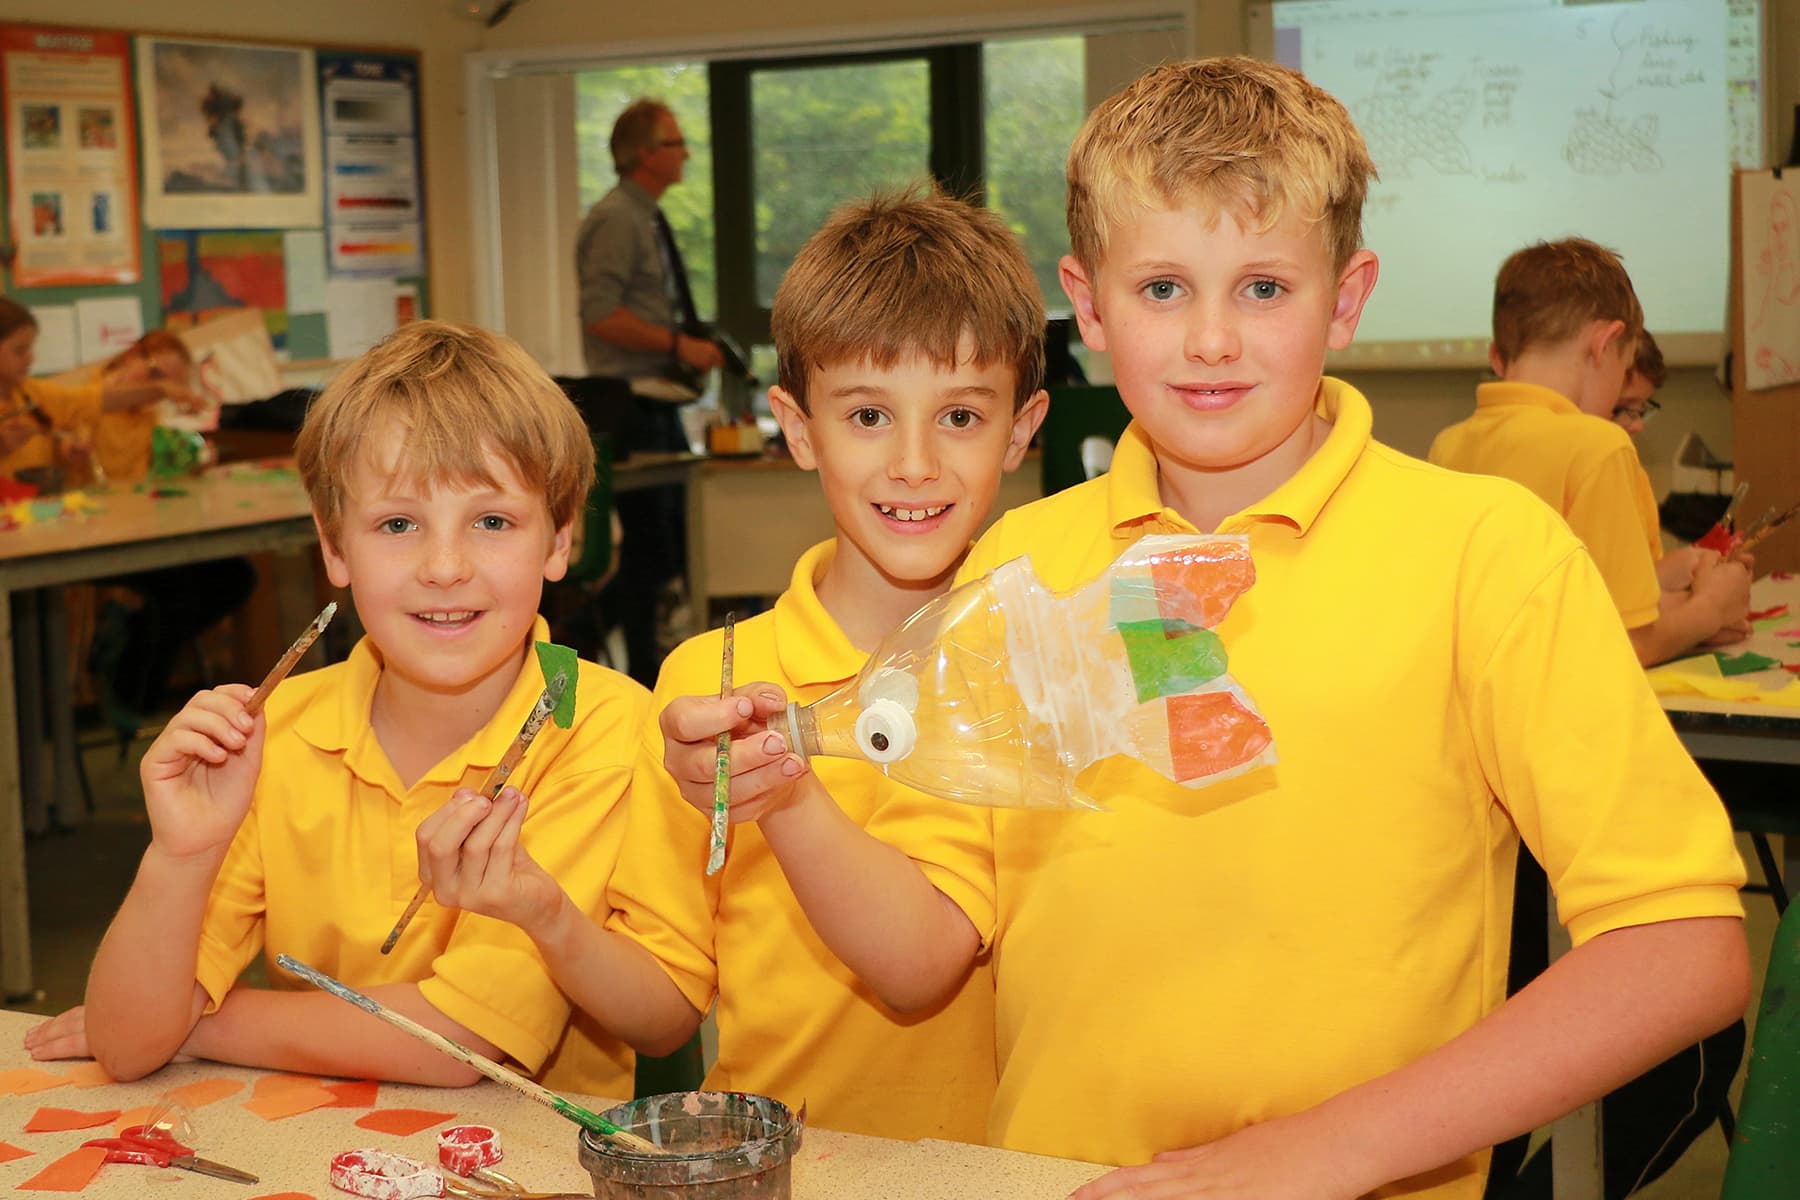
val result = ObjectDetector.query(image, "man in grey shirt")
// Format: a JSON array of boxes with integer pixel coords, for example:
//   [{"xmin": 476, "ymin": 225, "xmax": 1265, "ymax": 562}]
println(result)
[{"xmin": 576, "ymin": 97, "xmax": 723, "ymax": 383}]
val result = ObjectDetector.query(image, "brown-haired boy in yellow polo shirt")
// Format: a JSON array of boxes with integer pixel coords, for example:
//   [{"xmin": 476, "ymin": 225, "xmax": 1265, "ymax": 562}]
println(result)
[
  {"xmin": 657, "ymin": 58, "xmax": 1748, "ymax": 1199},
  {"xmin": 412, "ymin": 189, "xmax": 1046, "ymax": 1141},
  {"xmin": 1430, "ymin": 239, "xmax": 1751, "ymax": 665},
  {"xmin": 25, "ymin": 322, "xmax": 648, "ymax": 1099}
]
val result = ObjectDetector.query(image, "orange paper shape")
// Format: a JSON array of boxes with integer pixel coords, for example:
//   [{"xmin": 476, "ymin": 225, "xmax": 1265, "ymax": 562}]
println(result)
[
  {"xmin": 250, "ymin": 1073, "xmax": 327, "ymax": 1100},
  {"xmin": 56, "ymin": 1065, "xmax": 111, "ymax": 1090},
  {"xmin": 323, "ymin": 1080, "xmax": 379, "ymax": 1108},
  {"xmin": 15, "ymin": 1146, "xmax": 108, "ymax": 1191},
  {"xmin": 162, "ymin": 1078, "xmax": 243, "ymax": 1109},
  {"xmin": 110, "ymin": 1106, "xmax": 156, "ymax": 1136},
  {"xmin": 354, "ymin": 1108, "xmax": 457, "ymax": 1137},
  {"xmin": 1166, "ymin": 691, "xmax": 1273, "ymax": 783},
  {"xmin": 22, "ymin": 1108, "xmax": 119, "ymax": 1134},
  {"xmin": 0, "ymin": 1069, "xmax": 68, "ymax": 1097},
  {"xmin": 1148, "ymin": 540, "xmax": 1255, "ymax": 628},
  {"xmin": 243, "ymin": 1087, "xmax": 336, "ymax": 1121},
  {"xmin": 0, "ymin": 1142, "xmax": 33, "ymax": 1164}
]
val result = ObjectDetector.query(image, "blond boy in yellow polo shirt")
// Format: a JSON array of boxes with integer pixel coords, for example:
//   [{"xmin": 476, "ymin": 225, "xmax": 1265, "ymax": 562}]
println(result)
[
  {"xmin": 413, "ymin": 190, "xmax": 1046, "ymax": 1141},
  {"xmin": 658, "ymin": 59, "xmax": 1749, "ymax": 1199},
  {"xmin": 1429, "ymin": 239, "xmax": 1751, "ymax": 665},
  {"xmin": 25, "ymin": 322, "xmax": 647, "ymax": 1099}
]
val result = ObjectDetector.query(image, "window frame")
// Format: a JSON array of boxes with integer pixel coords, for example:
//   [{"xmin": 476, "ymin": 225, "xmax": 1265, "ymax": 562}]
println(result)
[{"xmin": 707, "ymin": 44, "xmax": 983, "ymax": 349}]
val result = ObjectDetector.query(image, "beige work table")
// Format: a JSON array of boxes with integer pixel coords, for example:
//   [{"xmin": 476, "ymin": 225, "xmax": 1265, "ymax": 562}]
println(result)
[{"xmin": 0, "ymin": 1011, "xmax": 1106, "ymax": 1198}]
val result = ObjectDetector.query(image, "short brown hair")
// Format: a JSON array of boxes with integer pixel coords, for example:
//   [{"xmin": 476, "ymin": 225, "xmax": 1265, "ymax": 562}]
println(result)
[
  {"xmin": 1067, "ymin": 57, "xmax": 1375, "ymax": 274},
  {"xmin": 106, "ymin": 330, "xmax": 192, "ymax": 374},
  {"xmin": 297, "ymin": 321, "xmax": 593, "ymax": 545},
  {"xmin": 0, "ymin": 297, "xmax": 37, "ymax": 343},
  {"xmin": 1633, "ymin": 330, "xmax": 1666, "ymax": 389},
  {"xmin": 773, "ymin": 186, "xmax": 1045, "ymax": 413},
  {"xmin": 610, "ymin": 98, "xmax": 671, "ymax": 175},
  {"xmin": 1491, "ymin": 238, "xmax": 1644, "ymax": 369}
]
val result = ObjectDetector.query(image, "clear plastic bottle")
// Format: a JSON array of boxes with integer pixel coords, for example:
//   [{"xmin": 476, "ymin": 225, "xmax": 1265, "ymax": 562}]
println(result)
[{"xmin": 784, "ymin": 533, "xmax": 1275, "ymax": 810}]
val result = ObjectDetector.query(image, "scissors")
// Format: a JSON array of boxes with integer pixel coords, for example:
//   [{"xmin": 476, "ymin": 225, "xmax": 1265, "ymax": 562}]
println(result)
[{"xmin": 81, "ymin": 1123, "xmax": 260, "ymax": 1184}]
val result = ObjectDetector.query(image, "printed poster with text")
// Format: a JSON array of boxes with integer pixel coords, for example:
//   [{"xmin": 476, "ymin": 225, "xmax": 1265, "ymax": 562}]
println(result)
[
  {"xmin": 1, "ymin": 23, "xmax": 141, "ymax": 286},
  {"xmin": 317, "ymin": 52, "xmax": 423, "ymax": 278}
]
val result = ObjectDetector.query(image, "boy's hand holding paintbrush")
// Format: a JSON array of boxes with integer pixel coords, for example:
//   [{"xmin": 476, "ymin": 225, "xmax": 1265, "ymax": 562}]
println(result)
[
  {"xmin": 415, "ymin": 785, "xmax": 571, "ymax": 938},
  {"xmin": 138, "ymin": 604, "xmax": 336, "ymax": 861}
]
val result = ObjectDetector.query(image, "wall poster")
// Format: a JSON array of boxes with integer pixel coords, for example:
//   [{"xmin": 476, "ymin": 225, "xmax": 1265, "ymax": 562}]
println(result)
[
  {"xmin": 136, "ymin": 36, "xmax": 321, "ymax": 229},
  {"xmin": 1, "ymin": 23, "xmax": 141, "ymax": 286},
  {"xmin": 317, "ymin": 51, "xmax": 423, "ymax": 277}
]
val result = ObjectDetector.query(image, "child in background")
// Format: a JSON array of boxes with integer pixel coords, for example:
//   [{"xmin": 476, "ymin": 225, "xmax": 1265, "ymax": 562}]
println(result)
[
  {"xmin": 1429, "ymin": 240, "xmax": 1750, "ymax": 665},
  {"xmin": 86, "ymin": 331, "xmax": 258, "ymax": 735},
  {"xmin": 25, "ymin": 321, "xmax": 647, "ymax": 1101},
  {"xmin": 1611, "ymin": 329, "xmax": 1664, "ymax": 435},
  {"xmin": 413, "ymin": 188, "xmax": 1046, "ymax": 1140},
  {"xmin": 661, "ymin": 59, "xmax": 1747, "ymax": 1199},
  {"xmin": 0, "ymin": 298, "xmax": 194, "ymax": 482}
]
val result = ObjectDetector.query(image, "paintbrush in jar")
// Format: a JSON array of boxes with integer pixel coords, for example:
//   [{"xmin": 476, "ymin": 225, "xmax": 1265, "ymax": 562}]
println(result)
[
  {"xmin": 380, "ymin": 672, "xmax": 568, "ymax": 954},
  {"xmin": 277, "ymin": 954, "xmax": 664, "ymax": 1154}
]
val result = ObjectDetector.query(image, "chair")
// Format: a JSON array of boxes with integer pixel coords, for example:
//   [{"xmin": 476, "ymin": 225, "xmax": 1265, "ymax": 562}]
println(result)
[
  {"xmin": 1040, "ymin": 385, "xmax": 1131, "ymax": 495},
  {"xmin": 1719, "ymin": 894, "xmax": 1800, "ymax": 1197},
  {"xmin": 567, "ymin": 432, "xmax": 617, "ymax": 587}
]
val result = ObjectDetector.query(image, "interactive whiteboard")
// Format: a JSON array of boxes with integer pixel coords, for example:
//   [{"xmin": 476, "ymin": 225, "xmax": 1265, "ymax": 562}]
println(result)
[{"xmin": 1254, "ymin": 0, "xmax": 1765, "ymax": 366}]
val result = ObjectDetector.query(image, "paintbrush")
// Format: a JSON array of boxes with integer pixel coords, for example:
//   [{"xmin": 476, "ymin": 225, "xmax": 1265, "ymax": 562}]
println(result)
[
  {"xmin": 706, "ymin": 612, "xmax": 736, "ymax": 875},
  {"xmin": 276, "ymin": 954, "xmax": 664, "ymax": 1154},
  {"xmin": 247, "ymin": 603, "xmax": 337, "ymax": 716},
  {"xmin": 380, "ymin": 672, "xmax": 569, "ymax": 955},
  {"xmin": 1732, "ymin": 501, "xmax": 1800, "ymax": 556}
]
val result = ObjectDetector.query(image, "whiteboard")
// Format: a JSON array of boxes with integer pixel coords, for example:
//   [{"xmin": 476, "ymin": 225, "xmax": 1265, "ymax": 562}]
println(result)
[{"xmin": 1253, "ymin": 0, "xmax": 1763, "ymax": 366}]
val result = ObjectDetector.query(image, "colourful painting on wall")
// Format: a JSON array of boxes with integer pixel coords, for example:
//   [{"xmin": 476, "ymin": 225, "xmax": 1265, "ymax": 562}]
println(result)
[{"xmin": 158, "ymin": 229, "xmax": 289, "ymax": 350}]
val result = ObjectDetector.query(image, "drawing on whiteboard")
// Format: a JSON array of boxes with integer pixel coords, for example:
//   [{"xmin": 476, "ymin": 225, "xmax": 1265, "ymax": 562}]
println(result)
[
  {"xmin": 1563, "ymin": 112, "xmax": 1662, "ymax": 174},
  {"xmin": 1742, "ymin": 173, "xmax": 1800, "ymax": 391},
  {"xmin": 1356, "ymin": 88, "xmax": 1475, "ymax": 178}
]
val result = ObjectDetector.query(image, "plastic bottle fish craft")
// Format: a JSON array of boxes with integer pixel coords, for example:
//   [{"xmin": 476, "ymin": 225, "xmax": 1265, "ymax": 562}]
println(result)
[{"xmin": 784, "ymin": 533, "xmax": 1274, "ymax": 809}]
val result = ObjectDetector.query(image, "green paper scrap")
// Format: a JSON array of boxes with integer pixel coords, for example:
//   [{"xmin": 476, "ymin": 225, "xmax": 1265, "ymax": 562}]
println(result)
[
  {"xmin": 1117, "ymin": 620, "xmax": 1227, "ymax": 704},
  {"xmin": 1714, "ymin": 651, "xmax": 1782, "ymax": 677},
  {"xmin": 1752, "ymin": 617, "xmax": 1791, "ymax": 630},
  {"xmin": 534, "ymin": 641, "xmax": 579, "ymax": 727}
]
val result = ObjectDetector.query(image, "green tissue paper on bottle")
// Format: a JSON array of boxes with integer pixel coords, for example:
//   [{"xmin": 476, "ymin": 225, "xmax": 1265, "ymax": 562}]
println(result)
[{"xmin": 534, "ymin": 641, "xmax": 579, "ymax": 727}]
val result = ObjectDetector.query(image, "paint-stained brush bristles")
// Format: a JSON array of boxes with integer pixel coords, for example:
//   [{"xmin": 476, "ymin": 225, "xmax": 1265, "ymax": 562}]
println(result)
[{"xmin": 246, "ymin": 602, "xmax": 336, "ymax": 716}]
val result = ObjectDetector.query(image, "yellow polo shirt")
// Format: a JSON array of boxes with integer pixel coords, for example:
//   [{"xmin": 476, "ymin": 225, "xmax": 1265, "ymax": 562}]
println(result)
[
  {"xmin": 1428, "ymin": 381, "xmax": 1663, "ymax": 628},
  {"xmin": 869, "ymin": 379, "xmax": 1743, "ymax": 1197},
  {"xmin": 197, "ymin": 617, "xmax": 647, "ymax": 1099},
  {"xmin": 1, "ymin": 377, "xmax": 102, "ymax": 477},
  {"xmin": 607, "ymin": 540, "xmax": 997, "ymax": 1141}
]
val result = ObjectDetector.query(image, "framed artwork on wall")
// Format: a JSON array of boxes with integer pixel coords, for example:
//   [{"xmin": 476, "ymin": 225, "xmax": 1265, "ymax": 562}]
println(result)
[{"xmin": 136, "ymin": 36, "xmax": 321, "ymax": 229}]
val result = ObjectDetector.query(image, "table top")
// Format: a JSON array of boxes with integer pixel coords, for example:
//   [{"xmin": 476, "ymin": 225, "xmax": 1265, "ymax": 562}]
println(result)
[
  {"xmin": 0, "ymin": 463, "xmax": 313, "ymax": 564},
  {"xmin": 1653, "ymin": 573, "xmax": 1800, "ymax": 730},
  {"xmin": 0, "ymin": 1012, "xmax": 1106, "ymax": 1198}
]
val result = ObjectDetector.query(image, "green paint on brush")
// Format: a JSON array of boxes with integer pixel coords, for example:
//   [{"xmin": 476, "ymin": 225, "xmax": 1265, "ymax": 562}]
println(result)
[
  {"xmin": 535, "ymin": 641, "xmax": 580, "ymax": 728},
  {"xmin": 552, "ymin": 1095, "xmax": 631, "ymax": 1139}
]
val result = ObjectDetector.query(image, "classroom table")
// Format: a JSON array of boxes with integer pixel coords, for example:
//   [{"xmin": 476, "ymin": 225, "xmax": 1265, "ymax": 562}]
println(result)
[
  {"xmin": 0, "ymin": 1010, "xmax": 1107, "ymax": 1198},
  {"xmin": 0, "ymin": 465, "xmax": 320, "ymax": 1005},
  {"xmin": 1653, "ymin": 572, "xmax": 1800, "ymax": 902}
]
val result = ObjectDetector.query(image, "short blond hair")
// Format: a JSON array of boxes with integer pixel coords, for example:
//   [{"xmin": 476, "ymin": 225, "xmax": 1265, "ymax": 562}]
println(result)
[
  {"xmin": 773, "ymin": 186, "xmax": 1045, "ymax": 414},
  {"xmin": 298, "ymin": 321, "xmax": 594, "ymax": 545},
  {"xmin": 1067, "ymin": 56, "xmax": 1375, "ymax": 274},
  {"xmin": 1491, "ymin": 238, "xmax": 1643, "ymax": 369}
]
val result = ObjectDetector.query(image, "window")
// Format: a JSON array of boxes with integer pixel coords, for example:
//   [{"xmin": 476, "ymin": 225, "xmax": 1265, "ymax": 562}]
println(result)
[{"xmin": 984, "ymin": 35, "xmax": 1087, "ymax": 313}]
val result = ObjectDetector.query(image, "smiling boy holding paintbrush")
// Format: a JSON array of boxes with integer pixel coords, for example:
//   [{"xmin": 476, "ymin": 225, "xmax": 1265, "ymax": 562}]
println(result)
[
  {"xmin": 25, "ymin": 322, "xmax": 649, "ymax": 1100},
  {"xmin": 416, "ymin": 188, "xmax": 1047, "ymax": 1142}
]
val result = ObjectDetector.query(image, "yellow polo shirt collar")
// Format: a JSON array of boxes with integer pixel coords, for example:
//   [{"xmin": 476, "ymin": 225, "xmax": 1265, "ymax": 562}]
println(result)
[
  {"xmin": 1103, "ymin": 377, "xmax": 1374, "ymax": 538},
  {"xmin": 772, "ymin": 540, "xmax": 876, "ymax": 688},
  {"xmin": 292, "ymin": 614, "xmax": 559, "ymax": 794},
  {"xmin": 1476, "ymin": 379, "xmax": 1584, "ymax": 416}
]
